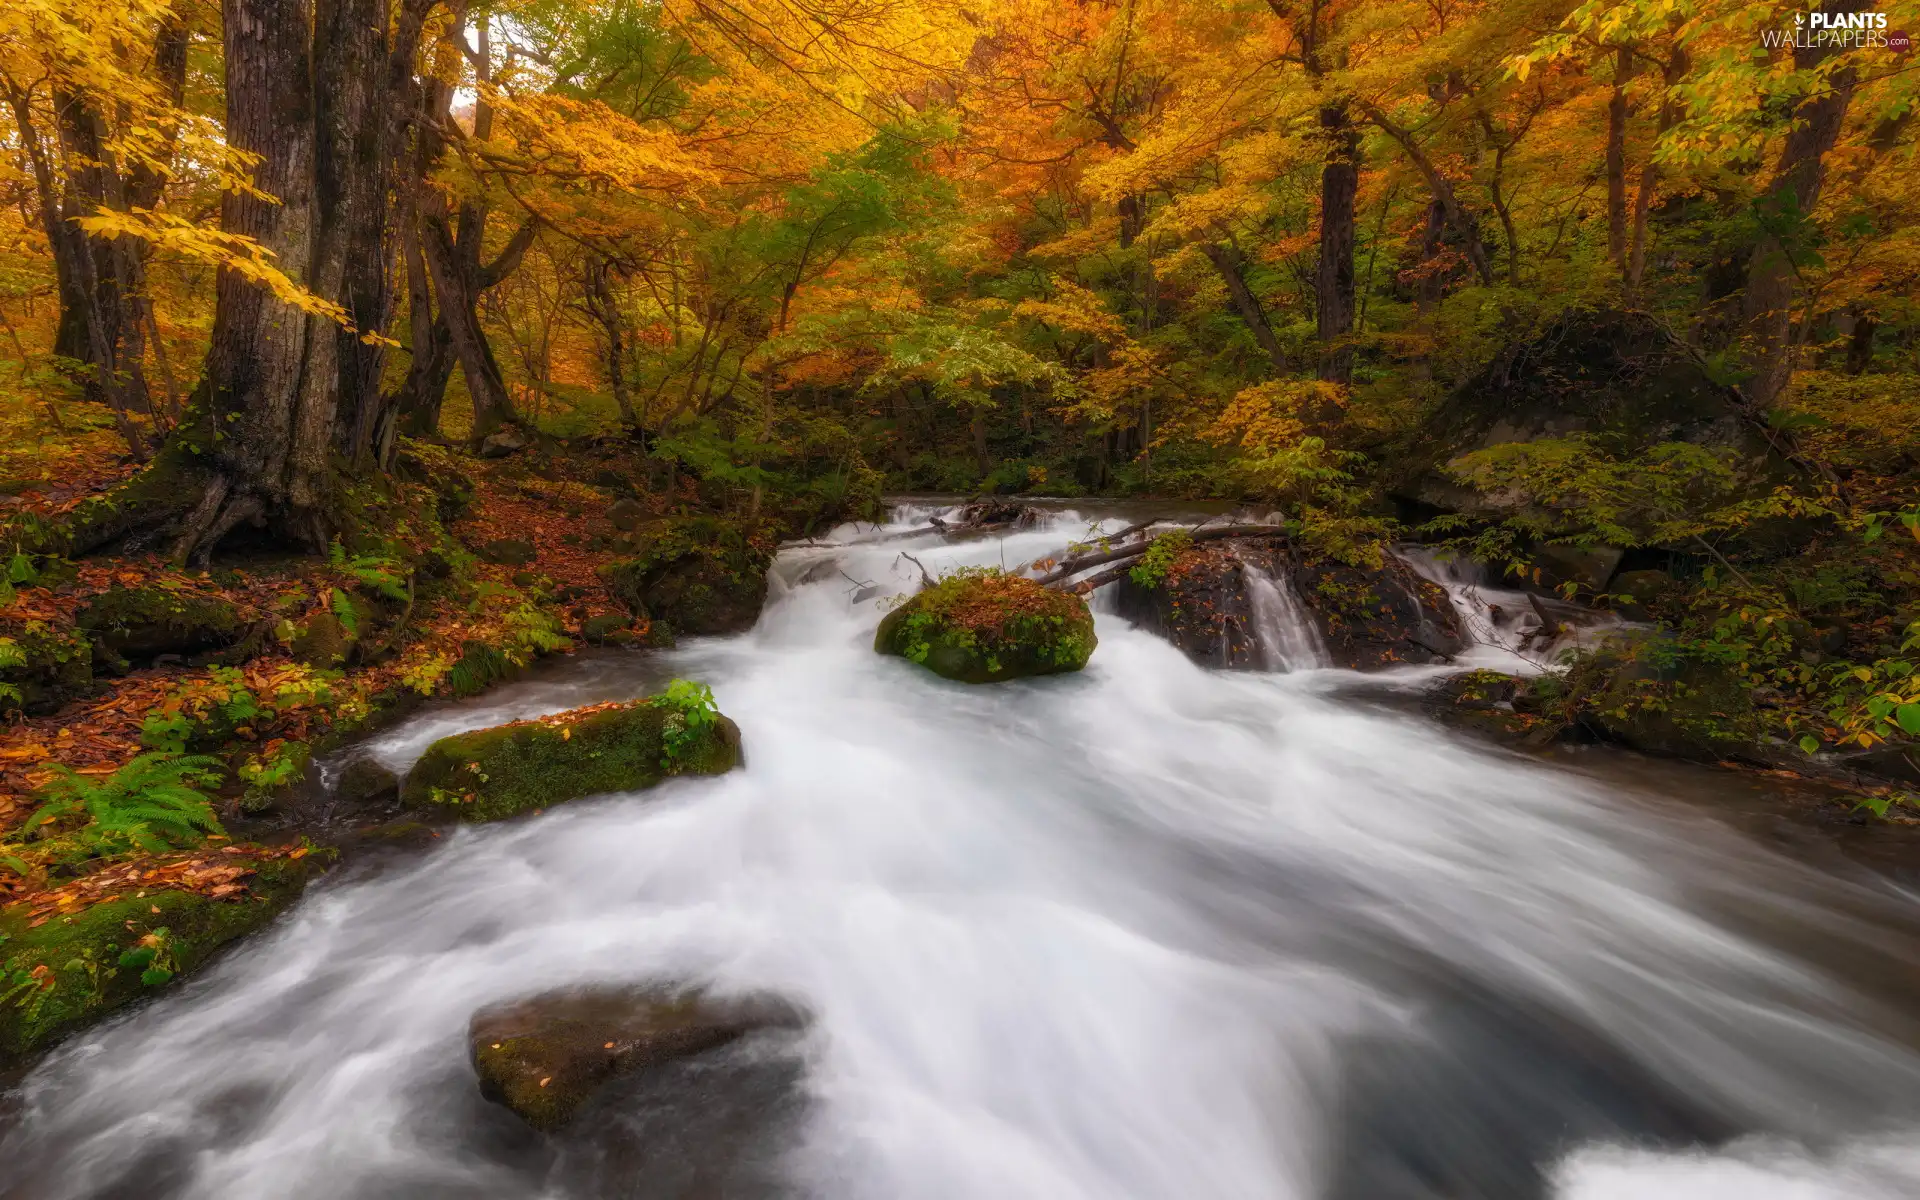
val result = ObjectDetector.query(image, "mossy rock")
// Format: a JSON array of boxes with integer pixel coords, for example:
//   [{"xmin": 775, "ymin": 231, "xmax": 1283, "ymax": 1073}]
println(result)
[
  {"xmin": 0, "ymin": 855, "xmax": 315, "ymax": 1067},
  {"xmin": 479, "ymin": 538, "xmax": 537, "ymax": 567},
  {"xmin": 1564, "ymin": 640, "xmax": 1767, "ymax": 763},
  {"xmin": 77, "ymin": 584, "xmax": 242, "ymax": 664},
  {"xmin": 1425, "ymin": 670, "xmax": 1566, "ymax": 747},
  {"xmin": 598, "ymin": 516, "xmax": 771, "ymax": 637},
  {"xmin": 470, "ymin": 987, "xmax": 800, "ymax": 1133},
  {"xmin": 875, "ymin": 570, "xmax": 1096, "ymax": 684},
  {"xmin": 291, "ymin": 611, "xmax": 355, "ymax": 668},
  {"xmin": 579, "ymin": 613, "xmax": 633, "ymax": 645},
  {"xmin": 402, "ymin": 695, "xmax": 743, "ymax": 823},
  {"xmin": 0, "ymin": 619, "xmax": 93, "ymax": 715}
]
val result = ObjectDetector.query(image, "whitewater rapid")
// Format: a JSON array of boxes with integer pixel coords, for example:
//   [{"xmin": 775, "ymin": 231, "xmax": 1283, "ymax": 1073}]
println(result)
[{"xmin": 5, "ymin": 505, "xmax": 1920, "ymax": 1200}]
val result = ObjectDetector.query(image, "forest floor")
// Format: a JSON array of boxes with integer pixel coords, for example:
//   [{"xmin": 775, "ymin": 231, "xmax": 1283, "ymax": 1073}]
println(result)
[{"xmin": 0, "ymin": 426, "xmax": 708, "ymax": 916}]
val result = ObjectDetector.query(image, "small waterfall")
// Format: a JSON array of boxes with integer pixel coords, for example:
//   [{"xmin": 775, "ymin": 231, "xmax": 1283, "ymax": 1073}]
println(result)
[
  {"xmin": 1395, "ymin": 545, "xmax": 1629, "ymax": 671},
  {"xmin": 1243, "ymin": 561, "xmax": 1328, "ymax": 672}
]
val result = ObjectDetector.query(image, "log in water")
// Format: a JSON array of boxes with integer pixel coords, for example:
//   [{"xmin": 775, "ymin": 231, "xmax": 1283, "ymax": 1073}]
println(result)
[{"xmin": 5, "ymin": 504, "xmax": 1920, "ymax": 1199}]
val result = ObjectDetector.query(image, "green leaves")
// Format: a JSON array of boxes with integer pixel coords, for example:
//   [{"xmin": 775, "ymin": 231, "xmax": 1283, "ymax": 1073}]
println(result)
[
  {"xmin": 13, "ymin": 753, "xmax": 226, "ymax": 862},
  {"xmin": 658, "ymin": 678, "xmax": 720, "ymax": 768},
  {"xmin": 1898, "ymin": 704, "xmax": 1920, "ymax": 737}
]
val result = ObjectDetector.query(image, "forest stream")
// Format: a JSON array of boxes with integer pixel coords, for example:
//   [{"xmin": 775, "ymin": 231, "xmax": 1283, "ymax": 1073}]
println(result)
[{"xmin": 5, "ymin": 503, "xmax": 1920, "ymax": 1200}]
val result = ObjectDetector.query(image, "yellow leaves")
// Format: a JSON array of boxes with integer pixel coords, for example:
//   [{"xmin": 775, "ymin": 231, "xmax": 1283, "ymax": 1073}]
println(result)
[
  {"xmin": 77, "ymin": 208, "xmax": 362, "ymax": 334},
  {"xmin": 1014, "ymin": 279, "xmax": 1128, "ymax": 342},
  {"xmin": 484, "ymin": 91, "xmax": 716, "ymax": 197},
  {"xmin": 1205, "ymin": 380, "xmax": 1348, "ymax": 454}
]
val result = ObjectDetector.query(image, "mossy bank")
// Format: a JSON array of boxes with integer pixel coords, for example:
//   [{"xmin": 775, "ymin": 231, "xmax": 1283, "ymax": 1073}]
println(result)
[
  {"xmin": 1, "ymin": 852, "xmax": 317, "ymax": 1067},
  {"xmin": 875, "ymin": 569, "xmax": 1096, "ymax": 684}
]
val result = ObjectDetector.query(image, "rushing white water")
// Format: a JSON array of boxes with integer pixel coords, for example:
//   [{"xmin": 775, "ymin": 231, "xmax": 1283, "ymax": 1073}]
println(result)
[
  {"xmin": 1396, "ymin": 545, "xmax": 1629, "ymax": 672},
  {"xmin": 1241, "ymin": 562, "xmax": 1329, "ymax": 672},
  {"xmin": 6, "ymin": 504, "xmax": 1920, "ymax": 1200}
]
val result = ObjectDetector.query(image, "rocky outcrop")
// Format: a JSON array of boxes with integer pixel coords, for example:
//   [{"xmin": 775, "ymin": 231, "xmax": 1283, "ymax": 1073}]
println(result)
[
  {"xmin": 599, "ymin": 516, "xmax": 771, "ymax": 637},
  {"xmin": 1115, "ymin": 537, "xmax": 1462, "ymax": 671},
  {"xmin": 875, "ymin": 569, "xmax": 1096, "ymax": 683},
  {"xmin": 470, "ymin": 987, "xmax": 802, "ymax": 1132},
  {"xmin": 1393, "ymin": 307, "xmax": 1772, "ymax": 517},
  {"xmin": 402, "ymin": 692, "xmax": 742, "ymax": 823}
]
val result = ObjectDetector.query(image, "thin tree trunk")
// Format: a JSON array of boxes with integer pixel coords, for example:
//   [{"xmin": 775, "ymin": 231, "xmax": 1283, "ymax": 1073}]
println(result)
[
  {"xmin": 1360, "ymin": 102, "xmax": 1494, "ymax": 285},
  {"xmin": 1626, "ymin": 48, "xmax": 1687, "ymax": 297},
  {"xmin": 1743, "ymin": 2, "xmax": 1863, "ymax": 409},
  {"xmin": 1316, "ymin": 99, "xmax": 1358, "ymax": 383},
  {"xmin": 1606, "ymin": 45, "xmax": 1632, "ymax": 272},
  {"xmin": 1201, "ymin": 240, "xmax": 1288, "ymax": 373}
]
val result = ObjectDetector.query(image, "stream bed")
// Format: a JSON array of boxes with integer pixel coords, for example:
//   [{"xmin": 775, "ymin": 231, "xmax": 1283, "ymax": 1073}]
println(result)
[{"xmin": 5, "ymin": 504, "xmax": 1920, "ymax": 1200}]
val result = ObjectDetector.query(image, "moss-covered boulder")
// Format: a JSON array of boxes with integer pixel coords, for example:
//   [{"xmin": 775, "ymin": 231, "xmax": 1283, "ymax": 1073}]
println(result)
[
  {"xmin": 470, "ymin": 987, "xmax": 800, "ymax": 1132},
  {"xmin": 599, "ymin": 516, "xmax": 771, "ymax": 637},
  {"xmin": 291, "ymin": 611, "xmax": 354, "ymax": 668},
  {"xmin": 0, "ymin": 619, "xmax": 93, "ymax": 715},
  {"xmin": 0, "ymin": 852, "xmax": 316, "ymax": 1067},
  {"xmin": 1562, "ymin": 640, "xmax": 1769, "ymax": 763},
  {"xmin": 77, "ymin": 584, "xmax": 243, "ymax": 666},
  {"xmin": 875, "ymin": 569, "xmax": 1096, "ymax": 684},
  {"xmin": 401, "ymin": 692, "xmax": 743, "ymax": 823}
]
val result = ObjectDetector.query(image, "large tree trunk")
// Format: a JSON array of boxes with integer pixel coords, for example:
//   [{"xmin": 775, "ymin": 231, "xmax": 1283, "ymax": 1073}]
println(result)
[
  {"xmin": 1741, "ymin": 3, "xmax": 1862, "ymax": 409},
  {"xmin": 1201, "ymin": 240, "xmax": 1288, "ymax": 373},
  {"xmin": 168, "ymin": 0, "xmax": 426, "ymax": 560},
  {"xmin": 180, "ymin": 0, "xmax": 327, "ymax": 558},
  {"xmin": 1316, "ymin": 100, "xmax": 1358, "ymax": 383},
  {"xmin": 325, "ymin": 0, "xmax": 435, "ymax": 469}
]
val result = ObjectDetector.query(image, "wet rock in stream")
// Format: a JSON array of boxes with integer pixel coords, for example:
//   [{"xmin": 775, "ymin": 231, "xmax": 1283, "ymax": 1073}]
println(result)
[
  {"xmin": 402, "ymin": 692, "xmax": 743, "ymax": 822},
  {"xmin": 1115, "ymin": 537, "xmax": 1463, "ymax": 671},
  {"xmin": 469, "ymin": 987, "xmax": 805, "ymax": 1134}
]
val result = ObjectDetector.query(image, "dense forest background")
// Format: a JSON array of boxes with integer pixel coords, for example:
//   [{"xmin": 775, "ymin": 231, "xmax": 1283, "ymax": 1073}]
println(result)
[{"xmin": 0, "ymin": 0, "xmax": 1918, "ymax": 827}]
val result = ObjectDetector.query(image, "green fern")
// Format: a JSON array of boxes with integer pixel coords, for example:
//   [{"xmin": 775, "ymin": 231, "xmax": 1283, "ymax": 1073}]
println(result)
[
  {"xmin": 328, "ymin": 540, "xmax": 411, "ymax": 601},
  {"xmin": 18, "ymin": 753, "xmax": 227, "ymax": 857}
]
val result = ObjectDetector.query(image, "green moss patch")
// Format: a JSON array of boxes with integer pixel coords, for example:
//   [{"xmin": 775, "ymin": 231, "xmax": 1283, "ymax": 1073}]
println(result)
[
  {"xmin": 0, "ymin": 855, "xmax": 314, "ymax": 1066},
  {"xmin": 78, "ymin": 584, "xmax": 243, "ymax": 665},
  {"xmin": 875, "ymin": 569, "xmax": 1096, "ymax": 684},
  {"xmin": 401, "ymin": 692, "xmax": 743, "ymax": 823},
  {"xmin": 0, "ymin": 619, "xmax": 93, "ymax": 715}
]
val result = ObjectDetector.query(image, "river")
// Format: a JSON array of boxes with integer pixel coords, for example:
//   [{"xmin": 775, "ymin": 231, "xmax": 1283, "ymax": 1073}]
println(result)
[{"xmin": 5, "ymin": 504, "xmax": 1920, "ymax": 1199}]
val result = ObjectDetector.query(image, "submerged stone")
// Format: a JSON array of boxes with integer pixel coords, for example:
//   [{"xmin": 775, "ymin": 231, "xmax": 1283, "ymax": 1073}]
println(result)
[
  {"xmin": 469, "ymin": 987, "xmax": 801, "ymax": 1133},
  {"xmin": 401, "ymin": 692, "xmax": 742, "ymax": 823},
  {"xmin": 875, "ymin": 569, "xmax": 1095, "ymax": 683}
]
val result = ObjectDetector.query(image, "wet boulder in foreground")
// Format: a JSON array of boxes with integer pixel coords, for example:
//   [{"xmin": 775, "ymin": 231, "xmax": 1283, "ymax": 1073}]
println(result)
[
  {"xmin": 401, "ymin": 687, "xmax": 741, "ymax": 823},
  {"xmin": 875, "ymin": 569, "xmax": 1096, "ymax": 683},
  {"xmin": 470, "ymin": 987, "xmax": 802, "ymax": 1132}
]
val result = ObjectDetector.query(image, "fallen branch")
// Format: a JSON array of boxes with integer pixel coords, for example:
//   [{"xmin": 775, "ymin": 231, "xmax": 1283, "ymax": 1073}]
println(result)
[{"xmin": 1036, "ymin": 524, "xmax": 1287, "ymax": 588}]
